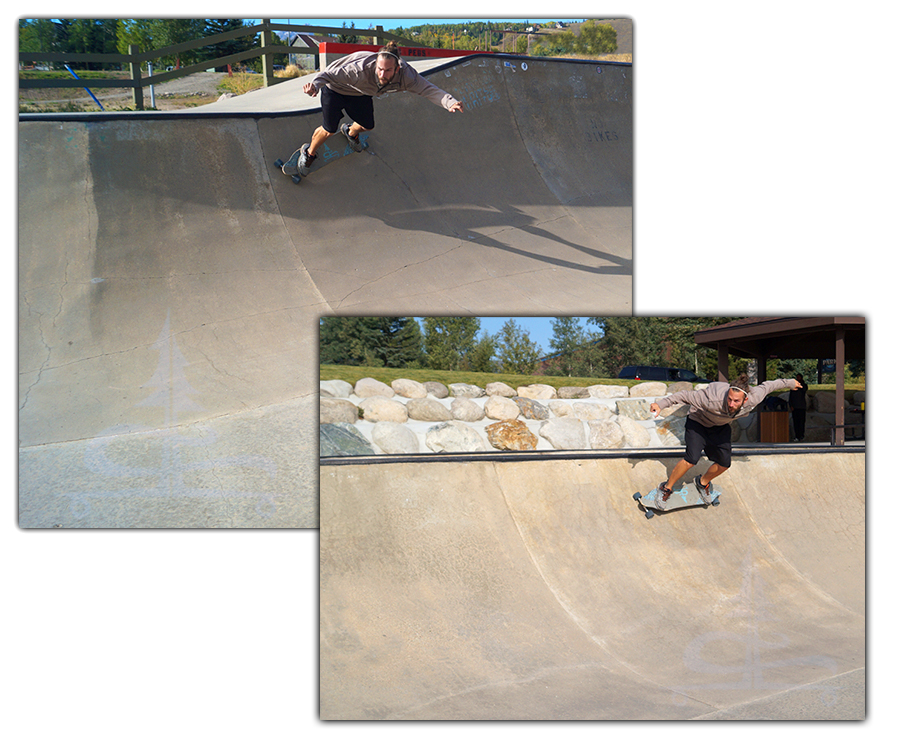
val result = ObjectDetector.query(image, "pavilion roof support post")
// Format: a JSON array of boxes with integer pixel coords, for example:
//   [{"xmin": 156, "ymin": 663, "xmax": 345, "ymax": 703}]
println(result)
[
  {"xmin": 717, "ymin": 344, "xmax": 729, "ymax": 382},
  {"xmin": 835, "ymin": 327, "xmax": 846, "ymax": 446},
  {"xmin": 129, "ymin": 44, "xmax": 143, "ymax": 110}
]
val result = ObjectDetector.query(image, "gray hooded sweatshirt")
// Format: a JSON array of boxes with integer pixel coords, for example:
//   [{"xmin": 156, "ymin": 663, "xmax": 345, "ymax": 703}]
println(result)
[
  {"xmin": 654, "ymin": 379, "xmax": 796, "ymax": 428},
  {"xmin": 310, "ymin": 51, "xmax": 461, "ymax": 110}
]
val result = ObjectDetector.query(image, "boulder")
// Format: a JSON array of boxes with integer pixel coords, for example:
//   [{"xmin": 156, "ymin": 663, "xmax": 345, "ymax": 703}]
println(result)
[
  {"xmin": 617, "ymin": 415, "xmax": 650, "ymax": 447},
  {"xmin": 484, "ymin": 395, "xmax": 521, "ymax": 421},
  {"xmin": 548, "ymin": 400, "xmax": 574, "ymax": 417},
  {"xmin": 513, "ymin": 397, "xmax": 550, "ymax": 420},
  {"xmin": 539, "ymin": 418, "xmax": 587, "ymax": 449},
  {"xmin": 666, "ymin": 382, "xmax": 693, "ymax": 394},
  {"xmin": 588, "ymin": 384, "xmax": 629, "ymax": 399},
  {"xmin": 485, "ymin": 381, "xmax": 517, "ymax": 397},
  {"xmin": 406, "ymin": 398, "xmax": 453, "ymax": 422},
  {"xmin": 517, "ymin": 383, "xmax": 557, "ymax": 400},
  {"xmin": 450, "ymin": 397, "xmax": 484, "ymax": 422},
  {"xmin": 617, "ymin": 399, "xmax": 652, "ymax": 421},
  {"xmin": 425, "ymin": 421, "xmax": 486, "ymax": 453},
  {"xmin": 424, "ymin": 381, "xmax": 450, "ymax": 399},
  {"xmin": 354, "ymin": 377, "xmax": 393, "ymax": 398},
  {"xmin": 573, "ymin": 402, "xmax": 613, "ymax": 421},
  {"xmin": 392, "ymin": 378, "xmax": 427, "ymax": 399},
  {"xmin": 319, "ymin": 398, "xmax": 359, "ymax": 424},
  {"xmin": 371, "ymin": 422, "xmax": 421, "ymax": 454},
  {"xmin": 449, "ymin": 383, "xmax": 485, "ymax": 398},
  {"xmin": 319, "ymin": 423, "xmax": 375, "ymax": 457},
  {"xmin": 557, "ymin": 386, "xmax": 590, "ymax": 399},
  {"xmin": 358, "ymin": 396, "xmax": 408, "ymax": 423},
  {"xmin": 629, "ymin": 381, "xmax": 667, "ymax": 398},
  {"xmin": 656, "ymin": 416, "xmax": 685, "ymax": 446},
  {"xmin": 319, "ymin": 379, "xmax": 354, "ymax": 399},
  {"xmin": 589, "ymin": 419, "xmax": 625, "ymax": 449},
  {"xmin": 485, "ymin": 419, "xmax": 538, "ymax": 451}
]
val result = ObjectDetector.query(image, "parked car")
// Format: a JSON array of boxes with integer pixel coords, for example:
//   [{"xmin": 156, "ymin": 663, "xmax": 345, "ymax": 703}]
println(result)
[{"xmin": 617, "ymin": 365, "xmax": 709, "ymax": 383}]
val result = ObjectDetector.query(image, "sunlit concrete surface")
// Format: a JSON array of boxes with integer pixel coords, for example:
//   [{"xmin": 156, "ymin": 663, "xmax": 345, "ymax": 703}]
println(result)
[
  {"xmin": 320, "ymin": 449, "xmax": 864, "ymax": 719},
  {"xmin": 19, "ymin": 55, "xmax": 631, "ymax": 528}
]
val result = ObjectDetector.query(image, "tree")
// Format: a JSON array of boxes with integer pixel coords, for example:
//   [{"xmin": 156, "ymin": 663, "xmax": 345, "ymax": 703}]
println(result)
[
  {"xmin": 467, "ymin": 333, "xmax": 497, "ymax": 373},
  {"xmin": 496, "ymin": 319, "xmax": 543, "ymax": 374},
  {"xmin": 319, "ymin": 317, "xmax": 423, "ymax": 368},
  {"xmin": 422, "ymin": 317, "xmax": 480, "ymax": 371}
]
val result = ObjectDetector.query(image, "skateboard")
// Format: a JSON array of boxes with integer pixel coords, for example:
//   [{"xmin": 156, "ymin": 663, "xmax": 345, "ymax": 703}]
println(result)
[
  {"xmin": 274, "ymin": 130, "xmax": 370, "ymax": 185},
  {"xmin": 632, "ymin": 480, "xmax": 721, "ymax": 519}
]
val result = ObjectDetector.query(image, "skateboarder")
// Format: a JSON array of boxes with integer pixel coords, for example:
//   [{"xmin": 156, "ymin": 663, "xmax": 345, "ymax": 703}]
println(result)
[
  {"xmin": 648, "ymin": 374, "xmax": 803, "ymax": 501},
  {"xmin": 299, "ymin": 41, "xmax": 464, "ymax": 172}
]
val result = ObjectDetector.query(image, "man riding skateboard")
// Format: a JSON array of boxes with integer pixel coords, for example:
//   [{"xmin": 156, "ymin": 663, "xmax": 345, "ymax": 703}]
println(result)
[
  {"xmin": 299, "ymin": 41, "xmax": 465, "ymax": 173},
  {"xmin": 649, "ymin": 374, "xmax": 803, "ymax": 501}
]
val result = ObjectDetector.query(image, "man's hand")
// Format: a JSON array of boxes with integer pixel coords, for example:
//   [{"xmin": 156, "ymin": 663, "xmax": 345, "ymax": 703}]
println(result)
[
  {"xmin": 448, "ymin": 101, "xmax": 464, "ymax": 113},
  {"xmin": 303, "ymin": 82, "xmax": 319, "ymax": 97},
  {"xmin": 791, "ymin": 379, "xmax": 803, "ymax": 389},
  {"xmin": 650, "ymin": 403, "xmax": 661, "ymax": 418}
]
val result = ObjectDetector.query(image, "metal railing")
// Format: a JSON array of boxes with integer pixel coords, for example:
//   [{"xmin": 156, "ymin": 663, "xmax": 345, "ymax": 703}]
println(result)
[{"xmin": 19, "ymin": 20, "xmax": 420, "ymax": 110}]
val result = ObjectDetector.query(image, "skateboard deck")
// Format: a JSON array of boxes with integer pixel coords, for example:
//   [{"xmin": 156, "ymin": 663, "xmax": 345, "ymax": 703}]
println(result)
[
  {"xmin": 633, "ymin": 481, "xmax": 721, "ymax": 519},
  {"xmin": 273, "ymin": 130, "xmax": 370, "ymax": 184}
]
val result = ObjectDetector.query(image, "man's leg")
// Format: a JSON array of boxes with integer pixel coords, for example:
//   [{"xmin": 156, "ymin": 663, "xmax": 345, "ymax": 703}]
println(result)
[
  {"xmin": 700, "ymin": 462, "xmax": 729, "ymax": 487},
  {"xmin": 308, "ymin": 126, "xmax": 333, "ymax": 157},
  {"xmin": 665, "ymin": 459, "xmax": 695, "ymax": 491}
]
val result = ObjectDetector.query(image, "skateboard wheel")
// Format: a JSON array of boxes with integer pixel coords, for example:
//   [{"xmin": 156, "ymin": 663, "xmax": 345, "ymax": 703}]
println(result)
[
  {"xmin": 645, "ymin": 510, "xmax": 654, "ymax": 519},
  {"xmin": 291, "ymin": 175, "xmax": 301, "ymax": 184},
  {"xmin": 274, "ymin": 159, "xmax": 284, "ymax": 168},
  {"xmin": 633, "ymin": 492, "xmax": 642, "ymax": 501},
  {"xmin": 712, "ymin": 498, "xmax": 720, "ymax": 506}
]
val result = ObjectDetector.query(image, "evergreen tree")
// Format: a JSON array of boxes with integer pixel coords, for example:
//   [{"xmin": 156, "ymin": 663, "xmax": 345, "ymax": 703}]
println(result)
[
  {"xmin": 467, "ymin": 333, "xmax": 497, "ymax": 373},
  {"xmin": 423, "ymin": 317, "xmax": 480, "ymax": 371},
  {"xmin": 319, "ymin": 317, "xmax": 422, "ymax": 367},
  {"xmin": 496, "ymin": 319, "xmax": 543, "ymax": 374}
]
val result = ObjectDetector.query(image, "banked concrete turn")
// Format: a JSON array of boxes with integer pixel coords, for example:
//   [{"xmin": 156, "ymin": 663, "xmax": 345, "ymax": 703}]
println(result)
[
  {"xmin": 319, "ymin": 450, "xmax": 864, "ymax": 719},
  {"xmin": 18, "ymin": 55, "xmax": 632, "ymax": 527}
]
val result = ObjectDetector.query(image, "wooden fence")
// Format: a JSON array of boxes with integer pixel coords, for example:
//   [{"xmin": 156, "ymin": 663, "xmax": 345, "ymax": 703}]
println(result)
[{"xmin": 18, "ymin": 20, "xmax": 420, "ymax": 110}]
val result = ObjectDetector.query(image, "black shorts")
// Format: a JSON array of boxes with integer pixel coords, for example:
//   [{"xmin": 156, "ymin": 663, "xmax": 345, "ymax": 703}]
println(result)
[
  {"xmin": 684, "ymin": 417, "xmax": 732, "ymax": 468},
  {"xmin": 320, "ymin": 86, "xmax": 375, "ymax": 134}
]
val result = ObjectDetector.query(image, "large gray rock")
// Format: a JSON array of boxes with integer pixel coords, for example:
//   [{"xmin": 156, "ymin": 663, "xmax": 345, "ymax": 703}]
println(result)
[
  {"xmin": 617, "ymin": 415, "xmax": 650, "ymax": 447},
  {"xmin": 485, "ymin": 419, "xmax": 538, "ymax": 451},
  {"xmin": 548, "ymin": 400, "xmax": 574, "ymax": 417},
  {"xmin": 320, "ymin": 423, "xmax": 375, "ymax": 457},
  {"xmin": 355, "ymin": 377, "xmax": 393, "ymax": 398},
  {"xmin": 485, "ymin": 381, "xmax": 517, "ymax": 397},
  {"xmin": 450, "ymin": 397, "xmax": 484, "ymax": 422},
  {"xmin": 358, "ymin": 396, "xmax": 408, "ymax": 423},
  {"xmin": 424, "ymin": 381, "xmax": 450, "ymax": 399},
  {"xmin": 589, "ymin": 419, "xmax": 625, "ymax": 449},
  {"xmin": 392, "ymin": 378, "xmax": 427, "ymax": 398},
  {"xmin": 573, "ymin": 402, "xmax": 613, "ymax": 421},
  {"xmin": 517, "ymin": 384, "xmax": 557, "ymax": 400},
  {"xmin": 320, "ymin": 379, "xmax": 354, "ymax": 398},
  {"xmin": 539, "ymin": 418, "xmax": 587, "ymax": 449},
  {"xmin": 656, "ymin": 415, "xmax": 685, "ymax": 446},
  {"xmin": 513, "ymin": 397, "xmax": 550, "ymax": 420},
  {"xmin": 319, "ymin": 398, "xmax": 359, "ymax": 424},
  {"xmin": 371, "ymin": 422, "xmax": 421, "ymax": 454},
  {"xmin": 406, "ymin": 398, "xmax": 453, "ymax": 421},
  {"xmin": 484, "ymin": 395, "xmax": 521, "ymax": 421},
  {"xmin": 666, "ymin": 382, "xmax": 693, "ymax": 394},
  {"xmin": 449, "ymin": 383, "xmax": 485, "ymax": 398},
  {"xmin": 629, "ymin": 381, "xmax": 667, "ymax": 398},
  {"xmin": 617, "ymin": 399, "xmax": 652, "ymax": 420},
  {"xmin": 557, "ymin": 386, "xmax": 590, "ymax": 399},
  {"xmin": 588, "ymin": 384, "xmax": 628, "ymax": 399},
  {"xmin": 425, "ymin": 421, "xmax": 485, "ymax": 453}
]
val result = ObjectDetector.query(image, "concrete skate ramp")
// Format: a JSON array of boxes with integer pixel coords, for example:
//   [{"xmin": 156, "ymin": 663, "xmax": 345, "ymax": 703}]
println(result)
[
  {"xmin": 18, "ymin": 56, "xmax": 631, "ymax": 528},
  {"xmin": 319, "ymin": 450, "xmax": 865, "ymax": 719}
]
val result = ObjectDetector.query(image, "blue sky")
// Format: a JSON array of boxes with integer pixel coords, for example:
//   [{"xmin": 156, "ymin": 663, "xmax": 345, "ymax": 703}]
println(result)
[{"xmin": 414, "ymin": 317, "xmax": 599, "ymax": 355}]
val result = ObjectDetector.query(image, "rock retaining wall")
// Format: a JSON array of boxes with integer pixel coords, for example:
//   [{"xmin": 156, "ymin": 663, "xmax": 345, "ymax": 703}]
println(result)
[{"xmin": 320, "ymin": 377, "xmax": 865, "ymax": 457}]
